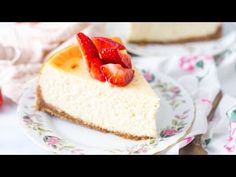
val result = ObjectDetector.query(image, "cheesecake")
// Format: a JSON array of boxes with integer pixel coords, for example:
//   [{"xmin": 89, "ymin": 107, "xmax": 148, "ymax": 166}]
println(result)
[
  {"xmin": 128, "ymin": 22, "xmax": 222, "ymax": 43},
  {"xmin": 36, "ymin": 32, "xmax": 160, "ymax": 140}
]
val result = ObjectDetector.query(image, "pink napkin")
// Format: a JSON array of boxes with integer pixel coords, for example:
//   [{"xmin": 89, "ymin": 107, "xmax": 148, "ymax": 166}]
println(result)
[{"xmin": 0, "ymin": 22, "xmax": 102, "ymax": 103}]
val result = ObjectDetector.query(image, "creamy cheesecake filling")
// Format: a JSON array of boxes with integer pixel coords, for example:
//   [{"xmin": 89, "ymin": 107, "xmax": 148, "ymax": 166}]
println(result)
[
  {"xmin": 128, "ymin": 22, "xmax": 221, "ymax": 43},
  {"xmin": 39, "ymin": 64, "xmax": 159, "ymax": 138}
]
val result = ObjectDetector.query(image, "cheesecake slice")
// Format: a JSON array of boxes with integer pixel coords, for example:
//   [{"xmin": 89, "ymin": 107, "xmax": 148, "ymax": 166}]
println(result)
[
  {"xmin": 36, "ymin": 33, "xmax": 159, "ymax": 140},
  {"xmin": 128, "ymin": 22, "xmax": 222, "ymax": 43}
]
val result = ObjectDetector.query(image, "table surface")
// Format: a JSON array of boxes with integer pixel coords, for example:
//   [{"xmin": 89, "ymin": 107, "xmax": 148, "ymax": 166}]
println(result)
[{"xmin": 0, "ymin": 97, "xmax": 50, "ymax": 154}]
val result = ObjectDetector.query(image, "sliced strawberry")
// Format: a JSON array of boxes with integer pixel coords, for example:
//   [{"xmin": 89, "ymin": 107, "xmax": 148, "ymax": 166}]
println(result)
[
  {"xmin": 89, "ymin": 58, "xmax": 105, "ymax": 82},
  {"xmin": 0, "ymin": 89, "xmax": 3, "ymax": 108},
  {"xmin": 76, "ymin": 32, "xmax": 105, "ymax": 82},
  {"xmin": 101, "ymin": 64, "xmax": 134, "ymax": 87},
  {"xmin": 99, "ymin": 48, "xmax": 132, "ymax": 68},
  {"xmin": 118, "ymin": 51, "xmax": 132, "ymax": 69},
  {"xmin": 92, "ymin": 37, "xmax": 126, "ymax": 51},
  {"xmin": 100, "ymin": 48, "xmax": 121, "ymax": 64},
  {"xmin": 76, "ymin": 32, "xmax": 134, "ymax": 86},
  {"xmin": 76, "ymin": 32, "xmax": 100, "ymax": 67}
]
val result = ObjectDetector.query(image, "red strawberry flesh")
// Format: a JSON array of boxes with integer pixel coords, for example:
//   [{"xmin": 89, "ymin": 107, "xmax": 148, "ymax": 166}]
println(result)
[
  {"xmin": 101, "ymin": 64, "xmax": 134, "ymax": 87},
  {"xmin": 77, "ymin": 33, "xmax": 105, "ymax": 81},
  {"xmin": 76, "ymin": 32, "xmax": 134, "ymax": 86},
  {"xmin": 89, "ymin": 58, "xmax": 105, "ymax": 82},
  {"xmin": 118, "ymin": 51, "xmax": 132, "ymax": 69},
  {"xmin": 92, "ymin": 37, "xmax": 125, "ymax": 51},
  {"xmin": 76, "ymin": 32, "xmax": 100, "ymax": 66},
  {"xmin": 99, "ymin": 48, "xmax": 132, "ymax": 68}
]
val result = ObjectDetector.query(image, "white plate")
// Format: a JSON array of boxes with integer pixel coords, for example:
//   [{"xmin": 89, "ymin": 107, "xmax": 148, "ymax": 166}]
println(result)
[
  {"xmin": 106, "ymin": 23, "xmax": 236, "ymax": 57},
  {"xmin": 17, "ymin": 73, "xmax": 195, "ymax": 154}
]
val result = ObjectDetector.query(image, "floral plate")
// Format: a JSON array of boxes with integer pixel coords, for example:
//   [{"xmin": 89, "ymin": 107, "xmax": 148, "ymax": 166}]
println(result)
[{"xmin": 17, "ymin": 73, "xmax": 195, "ymax": 154}]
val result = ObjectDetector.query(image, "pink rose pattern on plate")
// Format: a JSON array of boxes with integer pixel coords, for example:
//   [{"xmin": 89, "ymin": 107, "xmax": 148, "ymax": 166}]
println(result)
[
  {"xmin": 45, "ymin": 136, "xmax": 59, "ymax": 145},
  {"xmin": 23, "ymin": 115, "xmax": 51, "ymax": 135},
  {"xmin": 160, "ymin": 110, "xmax": 189, "ymax": 138},
  {"xmin": 43, "ymin": 135, "xmax": 83, "ymax": 154},
  {"xmin": 154, "ymin": 79, "xmax": 186, "ymax": 110},
  {"xmin": 23, "ymin": 114, "xmax": 84, "ymax": 154},
  {"xmin": 142, "ymin": 70, "xmax": 155, "ymax": 83}
]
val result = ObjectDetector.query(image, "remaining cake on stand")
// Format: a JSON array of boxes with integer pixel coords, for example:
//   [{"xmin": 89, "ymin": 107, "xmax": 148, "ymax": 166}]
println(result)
[{"xmin": 128, "ymin": 22, "xmax": 222, "ymax": 43}]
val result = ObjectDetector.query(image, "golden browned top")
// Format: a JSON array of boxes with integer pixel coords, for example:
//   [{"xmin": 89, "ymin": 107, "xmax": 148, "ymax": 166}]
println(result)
[
  {"xmin": 45, "ymin": 37, "xmax": 124, "ymax": 73},
  {"xmin": 47, "ymin": 44, "xmax": 82, "ymax": 72}
]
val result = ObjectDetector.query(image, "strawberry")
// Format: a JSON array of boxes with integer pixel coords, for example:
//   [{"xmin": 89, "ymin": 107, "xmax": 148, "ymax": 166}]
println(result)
[
  {"xmin": 0, "ymin": 89, "xmax": 3, "ymax": 108},
  {"xmin": 99, "ymin": 48, "xmax": 121, "ymax": 64},
  {"xmin": 77, "ymin": 33, "xmax": 105, "ymax": 82},
  {"xmin": 99, "ymin": 48, "xmax": 132, "ymax": 68},
  {"xmin": 118, "ymin": 51, "xmax": 132, "ymax": 69},
  {"xmin": 76, "ymin": 32, "xmax": 134, "ymax": 86},
  {"xmin": 92, "ymin": 37, "xmax": 125, "ymax": 51},
  {"xmin": 101, "ymin": 64, "xmax": 134, "ymax": 87},
  {"xmin": 89, "ymin": 58, "xmax": 106, "ymax": 82},
  {"xmin": 76, "ymin": 32, "xmax": 100, "ymax": 67}
]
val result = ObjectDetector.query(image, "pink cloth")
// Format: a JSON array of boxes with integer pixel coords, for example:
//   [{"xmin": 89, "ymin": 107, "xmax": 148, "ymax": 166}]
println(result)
[{"xmin": 0, "ymin": 22, "xmax": 106, "ymax": 103}]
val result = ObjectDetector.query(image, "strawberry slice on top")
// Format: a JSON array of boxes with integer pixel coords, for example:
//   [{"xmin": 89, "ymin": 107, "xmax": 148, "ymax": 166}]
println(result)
[
  {"xmin": 92, "ymin": 37, "xmax": 132, "ymax": 69},
  {"xmin": 99, "ymin": 48, "xmax": 132, "ymax": 69},
  {"xmin": 101, "ymin": 64, "xmax": 134, "ymax": 87},
  {"xmin": 76, "ymin": 32, "xmax": 134, "ymax": 86},
  {"xmin": 77, "ymin": 32, "xmax": 105, "ymax": 82},
  {"xmin": 77, "ymin": 32, "xmax": 100, "ymax": 62},
  {"xmin": 117, "ymin": 50, "xmax": 132, "ymax": 69},
  {"xmin": 89, "ymin": 58, "xmax": 106, "ymax": 82},
  {"xmin": 91, "ymin": 37, "xmax": 126, "ymax": 51}
]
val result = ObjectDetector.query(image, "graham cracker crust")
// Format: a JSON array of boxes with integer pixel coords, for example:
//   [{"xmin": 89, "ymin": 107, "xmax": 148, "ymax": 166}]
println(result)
[
  {"xmin": 128, "ymin": 25, "xmax": 222, "ymax": 44},
  {"xmin": 36, "ymin": 85, "xmax": 152, "ymax": 141}
]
